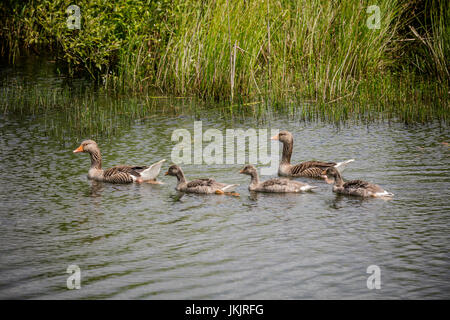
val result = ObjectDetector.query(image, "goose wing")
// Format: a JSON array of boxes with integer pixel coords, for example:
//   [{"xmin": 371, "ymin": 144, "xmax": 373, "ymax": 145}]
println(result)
[
  {"xmin": 343, "ymin": 179, "xmax": 370, "ymax": 189},
  {"xmin": 259, "ymin": 178, "xmax": 315, "ymax": 192},
  {"xmin": 290, "ymin": 161, "xmax": 336, "ymax": 176},
  {"xmin": 342, "ymin": 180, "xmax": 390, "ymax": 197},
  {"xmin": 186, "ymin": 178, "xmax": 217, "ymax": 188},
  {"xmin": 103, "ymin": 165, "xmax": 146, "ymax": 183},
  {"xmin": 261, "ymin": 178, "xmax": 291, "ymax": 187}
]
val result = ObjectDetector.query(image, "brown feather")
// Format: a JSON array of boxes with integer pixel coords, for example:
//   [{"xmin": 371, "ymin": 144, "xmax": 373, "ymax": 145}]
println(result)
[
  {"xmin": 290, "ymin": 161, "xmax": 336, "ymax": 177},
  {"xmin": 343, "ymin": 180, "xmax": 370, "ymax": 189},
  {"xmin": 261, "ymin": 178, "xmax": 291, "ymax": 187},
  {"xmin": 103, "ymin": 165, "xmax": 147, "ymax": 178},
  {"xmin": 186, "ymin": 178, "xmax": 216, "ymax": 188},
  {"xmin": 102, "ymin": 165, "xmax": 149, "ymax": 183}
]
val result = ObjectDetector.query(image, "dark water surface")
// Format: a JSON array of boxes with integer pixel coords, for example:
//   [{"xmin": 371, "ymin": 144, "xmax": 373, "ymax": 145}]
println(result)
[{"xmin": 0, "ymin": 112, "xmax": 449, "ymax": 299}]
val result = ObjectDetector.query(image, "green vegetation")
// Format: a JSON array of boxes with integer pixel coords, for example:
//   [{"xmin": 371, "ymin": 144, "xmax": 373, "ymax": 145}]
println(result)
[
  {"xmin": 0, "ymin": 0, "xmax": 448, "ymax": 134},
  {"xmin": 0, "ymin": 85, "xmax": 198, "ymax": 137},
  {"xmin": 0, "ymin": 0, "xmax": 170, "ymax": 77},
  {"xmin": 1, "ymin": 75, "xmax": 446, "ymax": 139},
  {"xmin": 399, "ymin": 1, "xmax": 448, "ymax": 81}
]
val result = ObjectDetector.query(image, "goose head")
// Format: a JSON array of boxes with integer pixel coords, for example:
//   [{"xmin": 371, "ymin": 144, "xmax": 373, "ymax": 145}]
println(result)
[
  {"xmin": 322, "ymin": 167, "xmax": 340, "ymax": 184},
  {"xmin": 165, "ymin": 164, "xmax": 182, "ymax": 177},
  {"xmin": 73, "ymin": 140, "xmax": 98, "ymax": 154},
  {"xmin": 239, "ymin": 164, "xmax": 258, "ymax": 176},
  {"xmin": 270, "ymin": 130, "xmax": 293, "ymax": 144}
]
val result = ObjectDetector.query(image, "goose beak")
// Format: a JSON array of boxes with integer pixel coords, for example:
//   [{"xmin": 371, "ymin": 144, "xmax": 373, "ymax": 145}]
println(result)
[
  {"xmin": 270, "ymin": 134, "xmax": 279, "ymax": 140},
  {"xmin": 164, "ymin": 171, "xmax": 169, "ymax": 175},
  {"xmin": 239, "ymin": 169, "xmax": 244, "ymax": 174},
  {"xmin": 73, "ymin": 145, "xmax": 84, "ymax": 153}
]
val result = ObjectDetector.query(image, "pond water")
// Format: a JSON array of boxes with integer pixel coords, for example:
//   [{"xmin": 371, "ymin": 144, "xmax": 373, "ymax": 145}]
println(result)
[{"xmin": 0, "ymin": 58, "xmax": 449, "ymax": 299}]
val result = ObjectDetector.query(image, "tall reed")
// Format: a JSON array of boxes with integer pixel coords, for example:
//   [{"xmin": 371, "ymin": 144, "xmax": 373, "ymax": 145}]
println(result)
[
  {"xmin": 0, "ymin": 0, "xmax": 448, "ymax": 108},
  {"xmin": 155, "ymin": 0, "xmax": 406, "ymax": 102},
  {"xmin": 408, "ymin": 0, "xmax": 449, "ymax": 83}
]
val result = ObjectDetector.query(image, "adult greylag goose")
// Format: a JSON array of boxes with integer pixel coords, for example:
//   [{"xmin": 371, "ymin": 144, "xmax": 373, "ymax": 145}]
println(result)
[
  {"xmin": 165, "ymin": 164, "xmax": 239, "ymax": 194},
  {"xmin": 239, "ymin": 165, "xmax": 316, "ymax": 193},
  {"xmin": 271, "ymin": 130, "xmax": 354, "ymax": 178},
  {"xmin": 322, "ymin": 167, "xmax": 394, "ymax": 198},
  {"xmin": 73, "ymin": 140, "xmax": 165, "ymax": 184}
]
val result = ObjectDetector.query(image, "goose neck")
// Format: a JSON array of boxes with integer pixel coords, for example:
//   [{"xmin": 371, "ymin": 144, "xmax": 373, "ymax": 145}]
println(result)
[
  {"xmin": 176, "ymin": 169, "xmax": 187, "ymax": 184},
  {"xmin": 334, "ymin": 172, "xmax": 344, "ymax": 187},
  {"xmin": 89, "ymin": 147, "xmax": 102, "ymax": 170},
  {"xmin": 249, "ymin": 171, "xmax": 260, "ymax": 186},
  {"xmin": 281, "ymin": 140, "xmax": 293, "ymax": 164}
]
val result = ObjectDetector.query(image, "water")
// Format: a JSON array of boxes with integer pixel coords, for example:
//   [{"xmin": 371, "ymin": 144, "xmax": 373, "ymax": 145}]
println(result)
[
  {"xmin": 0, "ymin": 58, "xmax": 449, "ymax": 299},
  {"xmin": 0, "ymin": 112, "xmax": 449, "ymax": 299}
]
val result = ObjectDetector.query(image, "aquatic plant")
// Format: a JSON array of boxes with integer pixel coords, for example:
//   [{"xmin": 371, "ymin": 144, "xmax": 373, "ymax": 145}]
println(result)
[
  {"xmin": 1, "ymin": 0, "xmax": 448, "ymax": 102},
  {"xmin": 0, "ymin": 0, "xmax": 448, "ymax": 137}
]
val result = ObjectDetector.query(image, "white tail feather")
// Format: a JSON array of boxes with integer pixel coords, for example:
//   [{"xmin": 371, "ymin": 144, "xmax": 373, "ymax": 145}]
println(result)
[
  {"xmin": 334, "ymin": 159, "xmax": 355, "ymax": 173},
  {"xmin": 301, "ymin": 185, "xmax": 317, "ymax": 191},
  {"xmin": 140, "ymin": 159, "xmax": 166, "ymax": 181},
  {"xmin": 221, "ymin": 184, "xmax": 239, "ymax": 192},
  {"xmin": 375, "ymin": 190, "xmax": 394, "ymax": 197}
]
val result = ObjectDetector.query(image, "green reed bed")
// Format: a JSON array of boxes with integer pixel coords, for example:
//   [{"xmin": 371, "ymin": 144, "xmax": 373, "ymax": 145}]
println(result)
[
  {"xmin": 406, "ymin": 0, "xmax": 449, "ymax": 83},
  {"xmin": 1, "ymin": 77, "xmax": 447, "ymax": 140},
  {"xmin": 0, "ymin": 84, "xmax": 228, "ymax": 138},
  {"xmin": 129, "ymin": 0, "xmax": 449, "ymax": 105},
  {"xmin": 154, "ymin": 0, "xmax": 403, "ymax": 101},
  {"xmin": 0, "ymin": 0, "xmax": 448, "ymax": 136},
  {"xmin": 1, "ymin": 0, "xmax": 448, "ymax": 100}
]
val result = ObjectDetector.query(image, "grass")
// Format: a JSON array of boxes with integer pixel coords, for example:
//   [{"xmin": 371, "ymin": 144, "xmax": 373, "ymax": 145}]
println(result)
[
  {"xmin": 408, "ymin": 1, "xmax": 449, "ymax": 82},
  {"xmin": 1, "ymin": 72, "xmax": 447, "ymax": 139},
  {"xmin": 1, "ymin": 0, "xmax": 448, "ymax": 99},
  {"xmin": 0, "ymin": 0, "xmax": 448, "ymax": 137},
  {"xmin": 155, "ymin": 0, "xmax": 403, "ymax": 102}
]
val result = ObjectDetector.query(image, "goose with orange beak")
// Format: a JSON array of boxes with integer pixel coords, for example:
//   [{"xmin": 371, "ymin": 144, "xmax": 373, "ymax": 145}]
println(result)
[
  {"xmin": 271, "ymin": 130, "xmax": 354, "ymax": 178},
  {"xmin": 73, "ymin": 140, "xmax": 165, "ymax": 184}
]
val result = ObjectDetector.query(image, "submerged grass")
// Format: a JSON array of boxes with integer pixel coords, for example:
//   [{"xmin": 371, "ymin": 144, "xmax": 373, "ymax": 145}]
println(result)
[
  {"xmin": 0, "ymin": 85, "xmax": 196, "ymax": 138},
  {"xmin": 1, "ymin": 75, "xmax": 447, "ymax": 139}
]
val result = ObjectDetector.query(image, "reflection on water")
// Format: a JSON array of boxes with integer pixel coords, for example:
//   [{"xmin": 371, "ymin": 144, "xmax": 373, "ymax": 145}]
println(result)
[
  {"xmin": 0, "ymin": 111, "xmax": 449, "ymax": 299},
  {"xmin": 86, "ymin": 181, "xmax": 105, "ymax": 198}
]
